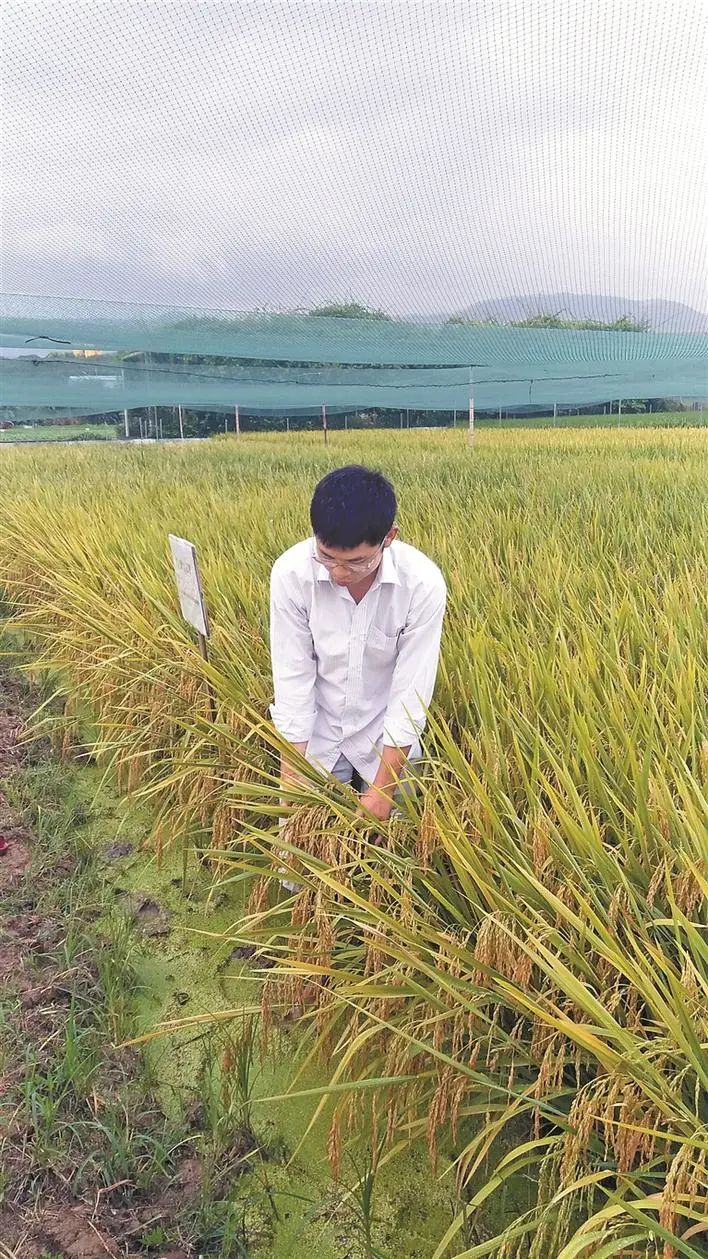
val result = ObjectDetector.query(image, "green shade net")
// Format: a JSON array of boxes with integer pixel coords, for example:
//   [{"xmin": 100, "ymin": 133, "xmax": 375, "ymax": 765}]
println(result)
[{"xmin": 1, "ymin": 295, "xmax": 705, "ymax": 419}]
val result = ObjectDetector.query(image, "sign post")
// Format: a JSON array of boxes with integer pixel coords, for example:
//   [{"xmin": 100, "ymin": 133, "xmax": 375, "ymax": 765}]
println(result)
[{"xmin": 168, "ymin": 534, "xmax": 216, "ymax": 723}]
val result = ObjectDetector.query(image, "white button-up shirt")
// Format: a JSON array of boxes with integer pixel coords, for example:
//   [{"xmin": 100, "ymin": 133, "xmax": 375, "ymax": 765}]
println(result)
[{"xmin": 269, "ymin": 538, "xmax": 447, "ymax": 781}]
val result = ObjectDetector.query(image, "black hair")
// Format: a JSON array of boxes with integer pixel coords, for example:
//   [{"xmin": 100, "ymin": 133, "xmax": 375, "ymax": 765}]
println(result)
[{"xmin": 310, "ymin": 465, "xmax": 397, "ymax": 549}]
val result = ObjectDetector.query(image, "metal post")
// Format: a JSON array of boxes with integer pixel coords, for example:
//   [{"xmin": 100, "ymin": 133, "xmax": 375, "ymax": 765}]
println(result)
[
  {"xmin": 322, "ymin": 403, "xmax": 328, "ymax": 446},
  {"xmin": 406, "ymin": 409, "xmax": 410, "ymax": 429},
  {"xmin": 286, "ymin": 415, "xmax": 290, "ymax": 433},
  {"xmin": 468, "ymin": 368, "xmax": 475, "ymax": 446},
  {"xmin": 453, "ymin": 408, "xmax": 457, "ymax": 427},
  {"xmin": 178, "ymin": 405, "xmax": 184, "ymax": 440},
  {"xmin": 553, "ymin": 402, "xmax": 557, "ymax": 425},
  {"xmin": 400, "ymin": 411, "xmax": 404, "ymax": 429},
  {"xmin": 123, "ymin": 409, "xmax": 130, "ymax": 439},
  {"xmin": 617, "ymin": 398, "xmax": 622, "ymax": 428},
  {"xmin": 344, "ymin": 413, "xmax": 348, "ymax": 430},
  {"xmin": 498, "ymin": 406, "xmax": 502, "ymax": 424},
  {"xmin": 235, "ymin": 404, "xmax": 240, "ymax": 437}
]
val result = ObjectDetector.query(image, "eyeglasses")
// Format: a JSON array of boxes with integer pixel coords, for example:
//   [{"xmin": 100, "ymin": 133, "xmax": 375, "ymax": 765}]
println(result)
[{"xmin": 313, "ymin": 541, "xmax": 384, "ymax": 574}]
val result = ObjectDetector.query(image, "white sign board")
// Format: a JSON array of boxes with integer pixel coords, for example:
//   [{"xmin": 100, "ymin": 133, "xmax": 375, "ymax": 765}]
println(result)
[{"xmin": 168, "ymin": 534, "xmax": 209, "ymax": 638}]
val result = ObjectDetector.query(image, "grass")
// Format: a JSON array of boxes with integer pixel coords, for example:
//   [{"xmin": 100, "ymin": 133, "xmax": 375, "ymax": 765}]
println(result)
[
  {"xmin": 0, "ymin": 425, "xmax": 706, "ymax": 1257},
  {"xmin": 0, "ymin": 423, "xmax": 117, "ymax": 443}
]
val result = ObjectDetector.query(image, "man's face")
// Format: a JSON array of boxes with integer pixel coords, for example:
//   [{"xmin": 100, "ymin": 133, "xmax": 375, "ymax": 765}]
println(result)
[{"xmin": 315, "ymin": 527, "xmax": 397, "ymax": 586}]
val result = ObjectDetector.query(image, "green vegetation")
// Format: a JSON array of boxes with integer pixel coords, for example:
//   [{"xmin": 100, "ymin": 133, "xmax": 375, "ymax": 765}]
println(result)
[
  {"xmin": 447, "ymin": 311, "xmax": 650, "ymax": 331},
  {"xmin": 0, "ymin": 422, "xmax": 117, "ymax": 443},
  {"xmin": 309, "ymin": 302, "xmax": 393, "ymax": 320}
]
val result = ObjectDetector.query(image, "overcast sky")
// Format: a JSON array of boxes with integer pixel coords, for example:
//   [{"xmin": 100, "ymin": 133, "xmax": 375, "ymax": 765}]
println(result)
[{"xmin": 2, "ymin": 0, "xmax": 706, "ymax": 319}]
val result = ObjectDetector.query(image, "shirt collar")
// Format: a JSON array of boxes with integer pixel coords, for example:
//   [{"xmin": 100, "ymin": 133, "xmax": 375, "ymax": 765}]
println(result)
[{"xmin": 379, "ymin": 543, "xmax": 400, "ymax": 585}]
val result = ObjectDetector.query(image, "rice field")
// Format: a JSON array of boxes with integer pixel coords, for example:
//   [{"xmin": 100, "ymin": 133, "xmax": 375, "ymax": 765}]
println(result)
[{"xmin": 1, "ymin": 426, "xmax": 706, "ymax": 1258}]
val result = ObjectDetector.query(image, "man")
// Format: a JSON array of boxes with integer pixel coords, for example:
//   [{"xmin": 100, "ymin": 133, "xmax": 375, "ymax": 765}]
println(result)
[{"xmin": 269, "ymin": 464, "xmax": 446, "ymax": 821}]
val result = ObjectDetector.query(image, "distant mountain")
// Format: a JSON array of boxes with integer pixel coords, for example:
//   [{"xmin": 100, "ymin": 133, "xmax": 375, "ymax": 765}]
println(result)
[{"xmin": 445, "ymin": 293, "xmax": 708, "ymax": 334}]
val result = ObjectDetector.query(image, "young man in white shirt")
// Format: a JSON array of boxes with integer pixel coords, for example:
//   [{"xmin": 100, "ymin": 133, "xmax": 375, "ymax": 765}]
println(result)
[{"xmin": 269, "ymin": 464, "xmax": 447, "ymax": 822}]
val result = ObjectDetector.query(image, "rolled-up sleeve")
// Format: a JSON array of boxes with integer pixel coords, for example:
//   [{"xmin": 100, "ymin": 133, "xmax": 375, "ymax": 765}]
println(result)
[
  {"xmin": 382, "ymin": 575, "xmax": 446, "ymax": 747},
  {"xmin": 269, "ymin": 561, "xmax": 317, "ymax": 745}
]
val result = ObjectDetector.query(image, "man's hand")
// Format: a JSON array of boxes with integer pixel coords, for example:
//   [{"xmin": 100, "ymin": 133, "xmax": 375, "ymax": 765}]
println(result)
[
  {"xmin": 357, "ymin": 743, "xmax": 411, "ymax": 822},
  {"xmin": 357, "ymin": 786, "xmax": 395, "ymax": 824}
]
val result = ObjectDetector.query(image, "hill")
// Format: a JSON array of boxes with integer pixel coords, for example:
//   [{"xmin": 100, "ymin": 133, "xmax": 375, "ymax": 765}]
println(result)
[{"xmin": 447, "ymin": 293, "xmax": 707, "ymax": 334}]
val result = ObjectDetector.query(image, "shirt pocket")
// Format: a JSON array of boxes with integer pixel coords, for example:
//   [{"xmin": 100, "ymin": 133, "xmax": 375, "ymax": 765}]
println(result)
[{"xmin": 368, "ymin": 624, "xmax": 399, "ymax": 664}]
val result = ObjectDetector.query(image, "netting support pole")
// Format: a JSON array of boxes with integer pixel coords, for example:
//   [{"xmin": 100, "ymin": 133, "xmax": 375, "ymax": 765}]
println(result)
[
  {"xmin": 235, "ymin": 404, "xmax": 240, "ymax": 438},
  {"xmin": 178, "ymin": 405, "xmax": 184, "ymax": 440},
  {"xmin": 286, "ymin": 415, "xmax": 290, "ymax": 433},
  {"xmin": 406, "ymin": 409, "xmax": 410, "ymax": 429},
  {"xmin": 468, "ymin": 369, "xmax": 475, "ymax": 447},
  {"xmin": 322, "ymin": 403, "xmax": 328, "ymax": 446},
  {"xmin": 553, "ymin": 402, "xmax": 557, "ymax": 425},
  {"xmin": 400, "ymin": 412, "xmax": 404, "ymax": 429},
  {"xmin": 345, "ymin": 414, "xmax": 348, "ymax": 430},
  {"xmin": 617, "ymin": 398, "xmax": 622, "ymax": 428},
  {"xmin": 123, "ymin": 409, "xmax": 130, "ymax": 440},
  {"xmin": 453, "ymin": 408, "xmax": 457, "ymax": 428}
]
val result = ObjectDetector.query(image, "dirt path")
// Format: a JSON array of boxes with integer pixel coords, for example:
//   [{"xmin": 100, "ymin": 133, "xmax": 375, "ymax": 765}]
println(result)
[
  {"xmin": 0, "ymin": 669, "xmax": 32, "ymax": 892},
  {"xmin": 0, "ymin": 664, "xmax": 205, "ymax": 1259}
]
